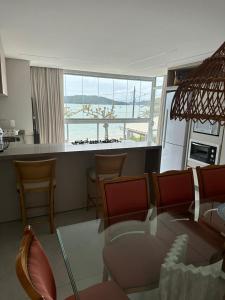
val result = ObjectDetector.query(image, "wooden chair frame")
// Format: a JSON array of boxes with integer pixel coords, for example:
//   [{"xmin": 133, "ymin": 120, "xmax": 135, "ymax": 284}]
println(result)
[
  {"xmin": 16, "ymin": 225, "xmax": 48, "ymax": 300},
  {"xmin": 14, "ymin": 158, "xmax": 56, "ymax": 233},
  {"xmin": 87, "ymin": 153, "xmax": 127, "ymax": 217},
  {"xmin": 17, "ymin": 227, "xmax": 129, "ymax": 300},
  {"xmin": 196, "ymin": 164, "xmax": 225, "ymax": 202},
  {"xmin": 150, "ymin": 168, "xmax": 195, "ymax": 210}
]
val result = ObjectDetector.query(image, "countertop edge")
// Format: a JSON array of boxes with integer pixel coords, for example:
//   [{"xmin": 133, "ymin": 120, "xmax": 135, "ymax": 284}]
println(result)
[{"xmin": 0, "ymin": 142, "xmax": 162, "ymax": 160}]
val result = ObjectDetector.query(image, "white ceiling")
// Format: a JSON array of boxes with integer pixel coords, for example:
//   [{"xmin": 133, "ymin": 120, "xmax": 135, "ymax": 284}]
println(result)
[{"xmin": 0, "ymin": 0, "xmax": 224, "ymax": 76}]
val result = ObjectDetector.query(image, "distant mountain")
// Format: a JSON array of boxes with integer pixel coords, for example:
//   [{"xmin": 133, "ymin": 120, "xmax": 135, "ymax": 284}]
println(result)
[
  {"xmin": 64, "ymin": 95, "xmax": 153, "ymax": 106},
  {"xmin": 64, "ymin": 95, "xmax": 126, "ymax": 105}
]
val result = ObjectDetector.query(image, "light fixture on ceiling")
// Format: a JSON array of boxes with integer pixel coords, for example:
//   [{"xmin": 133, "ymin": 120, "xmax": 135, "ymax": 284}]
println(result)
[{"xmin": 170, "ymin": 41, "xmax": 225, "ymax": 125}]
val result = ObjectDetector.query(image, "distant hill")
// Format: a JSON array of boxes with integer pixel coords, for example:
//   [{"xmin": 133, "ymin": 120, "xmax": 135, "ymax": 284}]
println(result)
[
  {"xmin": 64, "ymin": 95, "xmax": 152, "ymax": 106},
  {"xmin": 64, "ymin": 95, "xmax": 126, "ymax": 105}
]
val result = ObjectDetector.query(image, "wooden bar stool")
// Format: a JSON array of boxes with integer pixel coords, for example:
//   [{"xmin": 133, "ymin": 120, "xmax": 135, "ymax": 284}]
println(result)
[
  {"xmin": 87, "ymin": 153, "xmax": 127, "ymax": 218},
  {"xmin": 14, "ymin": 158, "xmax": 56, "ymax": 233}
]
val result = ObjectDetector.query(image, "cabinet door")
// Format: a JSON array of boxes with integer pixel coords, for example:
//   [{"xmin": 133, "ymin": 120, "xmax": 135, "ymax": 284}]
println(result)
[{"xmin": 161, "ymin": 142, "xmax": 184, "ymax": 172}]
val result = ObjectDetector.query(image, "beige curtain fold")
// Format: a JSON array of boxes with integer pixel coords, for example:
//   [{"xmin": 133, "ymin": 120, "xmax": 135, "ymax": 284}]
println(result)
[{"xmin": 30, "ymin": 67, "xmax": 64, "ymax": 144}]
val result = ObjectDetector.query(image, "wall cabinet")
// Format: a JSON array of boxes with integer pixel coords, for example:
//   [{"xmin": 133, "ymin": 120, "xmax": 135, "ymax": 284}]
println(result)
[{"xmin": 166, "ymin": 62, "xmax": 200, "ymax": 91}]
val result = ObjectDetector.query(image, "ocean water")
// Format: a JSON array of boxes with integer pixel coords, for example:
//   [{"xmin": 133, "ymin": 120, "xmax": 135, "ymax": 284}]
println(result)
[{"xmin": 64, "ymin": 103, "xmax": 150, "ymax": 141}]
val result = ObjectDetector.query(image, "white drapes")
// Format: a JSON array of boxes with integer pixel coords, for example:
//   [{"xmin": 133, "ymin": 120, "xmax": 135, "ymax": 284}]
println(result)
[{"xmin": 30, "ymin": 67, "xmax": 64, "ymax": 144}]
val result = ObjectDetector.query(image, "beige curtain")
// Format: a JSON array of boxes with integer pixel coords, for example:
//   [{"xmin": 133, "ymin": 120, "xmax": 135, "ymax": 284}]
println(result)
[{"xmin": 30, "ymin": 67, "xmax": 64, "ymax": 144}]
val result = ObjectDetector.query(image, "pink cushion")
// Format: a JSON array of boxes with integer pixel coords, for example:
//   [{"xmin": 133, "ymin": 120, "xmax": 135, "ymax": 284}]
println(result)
[
  {"xmin": 200, "ymin": 168, "xmax": 225, "ymax": 199},
  {"xmin": 28, "ymin": 237, "xmax": 56, "ymax": 300},
  {"xmin": 103, "ymin": 234, "xmax": 168, "ymax": 290},
  {"xmin": 158, "ymin": 173, "xmax": 194, "ymax": 206},
  {"xmin": 104, "ymin": 179, "xmax": 149, "ymax": 218},
  {"xmin": 65, "ymin": 281, "xmax": 128, "ymax": 300}
]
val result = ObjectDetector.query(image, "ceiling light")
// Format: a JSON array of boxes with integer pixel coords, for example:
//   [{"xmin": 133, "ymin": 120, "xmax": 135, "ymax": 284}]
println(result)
[{"xmin": 170, "ymin": 41, "xmax": 225, "ymax": 125}]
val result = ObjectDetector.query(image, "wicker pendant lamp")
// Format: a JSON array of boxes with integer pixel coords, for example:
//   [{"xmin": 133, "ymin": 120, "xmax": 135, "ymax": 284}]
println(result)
[{"xmin": 170, "ymin": 41, "xmax": 225, "ymax": 125}]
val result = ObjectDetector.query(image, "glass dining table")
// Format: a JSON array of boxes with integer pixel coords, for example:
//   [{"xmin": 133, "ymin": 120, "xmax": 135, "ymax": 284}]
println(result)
[{"xmin": 57, "ymin": 201, "xmax": 225, "ymax": 299}]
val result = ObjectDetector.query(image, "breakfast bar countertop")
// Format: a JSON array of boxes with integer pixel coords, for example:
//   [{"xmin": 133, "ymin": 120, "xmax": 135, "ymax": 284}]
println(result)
[
  {"xmin": 0, "ymin": 141, "xmax": 161, "ymax": 160},
  {"xmin": 0, "ymin": 141, "xmax": 162, "ymax": 222}
]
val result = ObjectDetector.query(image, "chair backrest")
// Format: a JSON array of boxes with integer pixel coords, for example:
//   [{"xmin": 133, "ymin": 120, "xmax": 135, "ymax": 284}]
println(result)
[
  {"xmin": 16, "ymin": 226, "xmax": 56, "ymax": 300},
  {"xmin": 14, "ymin": 158, "xmax": 56, "ymax": 185},
  {"xmin": 95, "ymin": 153, "xmax": 127, "ymax": 178},
  {"xmin": 151, "ymin": 169, "xmax": 195, "ymax": 208},
  {"xmin": 196, "ymin": 164, "xmax": 225, "ymax": 201},
  {"xmin": 100, "ymin": 176, "xmax": 149, "ymax": 219}
]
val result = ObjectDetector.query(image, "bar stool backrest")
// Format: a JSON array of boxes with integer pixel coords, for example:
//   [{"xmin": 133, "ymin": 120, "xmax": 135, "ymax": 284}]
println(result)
[
  {"xmin": 95, "ymin": 153, "xmax": 127, "ymax": 179},
  {"xmin": 14, "ymin": 159, "xmax": 56, "ymax": 186}
]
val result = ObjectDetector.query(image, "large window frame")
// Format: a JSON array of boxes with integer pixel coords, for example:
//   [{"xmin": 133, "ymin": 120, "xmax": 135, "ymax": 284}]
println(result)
[{"xmin": 64, "ymin": 70, "xmax": 163, "ymax": 143}]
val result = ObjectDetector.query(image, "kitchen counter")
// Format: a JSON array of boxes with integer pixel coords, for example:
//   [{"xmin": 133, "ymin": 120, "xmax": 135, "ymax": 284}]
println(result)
[
  {"xmin": 0, "ymin": 141, "xmax": 161, "ymax": 222},
  {"xmin": 0, "ymin": 141, "xmax": 161, "ymax": 159}
]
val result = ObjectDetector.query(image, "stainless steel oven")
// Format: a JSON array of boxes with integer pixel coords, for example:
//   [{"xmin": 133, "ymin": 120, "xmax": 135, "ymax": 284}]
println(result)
[{"xmin": 189, "ymin": 140, "xmax": 219, "ymax": 165}]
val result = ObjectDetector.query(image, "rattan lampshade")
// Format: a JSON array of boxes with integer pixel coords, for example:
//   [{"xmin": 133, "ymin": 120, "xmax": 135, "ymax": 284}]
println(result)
[{"xmin": 170, "ymin": 41, "xmax": 225, "ymax": 125}]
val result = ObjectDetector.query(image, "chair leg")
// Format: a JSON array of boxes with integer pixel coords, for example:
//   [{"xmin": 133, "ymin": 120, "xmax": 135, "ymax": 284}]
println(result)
[
  {"xmin": 18, "ymin": 191, "xmax": 27, "ymax": 227},
  {"xmin": 87, "ymin": 194, "xmax": 90, "ymax": 211},
  {"xmin": 49, "ymin": 189, "xmax": 55, "ymax": 234},
  {"xmin": 102, "ymin": 265, "xmax": 109, "ymax": 281}
]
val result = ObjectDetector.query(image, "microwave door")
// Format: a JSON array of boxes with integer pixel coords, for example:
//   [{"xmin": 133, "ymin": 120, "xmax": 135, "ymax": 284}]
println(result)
[{"xmin": 190, "ymin": 142, "xmax": 217, "ymax": 164}]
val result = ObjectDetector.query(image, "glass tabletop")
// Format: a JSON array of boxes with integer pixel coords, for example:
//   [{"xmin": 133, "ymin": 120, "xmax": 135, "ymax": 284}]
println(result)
[{"xmin": 57, "ymin": 201, "xmax": 225, "ymax": 299}]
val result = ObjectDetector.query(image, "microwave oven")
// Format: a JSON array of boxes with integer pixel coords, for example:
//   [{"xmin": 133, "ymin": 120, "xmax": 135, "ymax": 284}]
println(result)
[{"xmin": 188, "ymin": 140, "xmax": 219, "ymax": 165}]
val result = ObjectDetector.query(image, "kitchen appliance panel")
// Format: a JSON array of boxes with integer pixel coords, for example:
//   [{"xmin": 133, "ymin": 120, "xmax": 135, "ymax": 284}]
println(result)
[
  {"xmin": 188, "ymin": 140, "xmax": 219, "ymax": 165},
  {"xmin": 161, "ymin": 142, "xmax": 185, "ymax": 172},
  {"xmin": 163, "ymin": 91, "xmax": 187, "ymax": 147}
]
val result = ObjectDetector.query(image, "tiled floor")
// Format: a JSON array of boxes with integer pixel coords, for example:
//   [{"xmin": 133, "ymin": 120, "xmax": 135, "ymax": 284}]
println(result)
[{"xmin": 0, "ymin": 208, "xmax": 96, "ymax": 300}]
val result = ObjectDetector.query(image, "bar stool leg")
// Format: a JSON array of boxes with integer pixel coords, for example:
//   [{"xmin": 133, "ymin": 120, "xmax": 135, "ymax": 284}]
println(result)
[
  {"xmin": 49, "ymin": 188, "xmax": 55, "ymax": 234},
  {"xmin": 86, "ymin": 177, "xmax": 90, "ymax": 211}
]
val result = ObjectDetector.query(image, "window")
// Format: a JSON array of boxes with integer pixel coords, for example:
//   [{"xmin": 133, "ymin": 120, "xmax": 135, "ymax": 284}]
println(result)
[{"xmin": 64, "ymin": 72, "xmax": 164, "ymax": 143}]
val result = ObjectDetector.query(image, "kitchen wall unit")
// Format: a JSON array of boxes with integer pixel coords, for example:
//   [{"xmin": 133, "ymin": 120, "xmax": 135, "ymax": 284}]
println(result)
[
  {"xmin": 160, "ymin": 62, "xmax": 200, "ymax": 171},
  {"xmin": 187, "ymin": 122, "xmax": 224, "ymax": 168},
  {"xmin": 166, "ymin": 62, "xmax": 200, "ymax": 91}
]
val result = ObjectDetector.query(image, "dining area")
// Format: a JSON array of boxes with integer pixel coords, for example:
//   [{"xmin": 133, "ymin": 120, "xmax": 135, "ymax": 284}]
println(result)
[{"xmin": 14, "ymin": 152, "xmax": 225, "ymax": 300}]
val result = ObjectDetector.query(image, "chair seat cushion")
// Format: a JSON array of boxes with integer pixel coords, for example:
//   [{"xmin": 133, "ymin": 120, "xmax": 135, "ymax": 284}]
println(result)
[
  {"xmin": 103, "ymin": 233, "xmax": 168, "ymax": 291},
  {"xmin": 87, "ymin": 168, "xmax": 119, "ymax": 182},
  {"xmin": 65, "ymin": 281, "xmax": 128, "ymax": 300},
  {"xmin": 17, "ymin": 179, "xmax": 56, "ymax": 191}
]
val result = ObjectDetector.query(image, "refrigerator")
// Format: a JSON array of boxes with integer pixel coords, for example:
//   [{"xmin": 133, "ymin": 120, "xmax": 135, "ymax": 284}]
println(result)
[{"xmin": 160, "ymin": 91, "xmax": 189, "ymax": 172}]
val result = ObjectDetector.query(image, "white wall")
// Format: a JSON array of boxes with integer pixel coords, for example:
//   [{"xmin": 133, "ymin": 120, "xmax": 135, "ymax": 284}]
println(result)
[
  {"xmin": 0, "ymin": 58, "xmax": 33, "ymax": 143},
  {"xmin": 0, "ymin": 36, "xmax": 7, "ymax": 95}
]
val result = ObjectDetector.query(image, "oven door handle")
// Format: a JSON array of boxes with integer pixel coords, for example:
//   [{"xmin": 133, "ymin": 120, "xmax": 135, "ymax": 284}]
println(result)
[{"xmin": 191, "ymin": 142, "xmax": 210, "ymax": 149}]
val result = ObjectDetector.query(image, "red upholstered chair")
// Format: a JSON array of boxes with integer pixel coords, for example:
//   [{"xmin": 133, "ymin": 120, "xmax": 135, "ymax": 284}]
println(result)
[
  {"xmin": 151, "ymin": 169, "xmax": 195, "ymax": 213},
  {"xmin": 100, "ymin": 176, "xmax": 150, "ymax": 221},
  {"xmin": 16, "ymin": 226, "xmax": 129, "ymax": 300},
  {"xmin": 100, "ymin": 176, "xmax": 168, "ymax": 293},
  {"xmin": 196, "ymin": 164, "xmax": 225, "ymax": 203}
]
